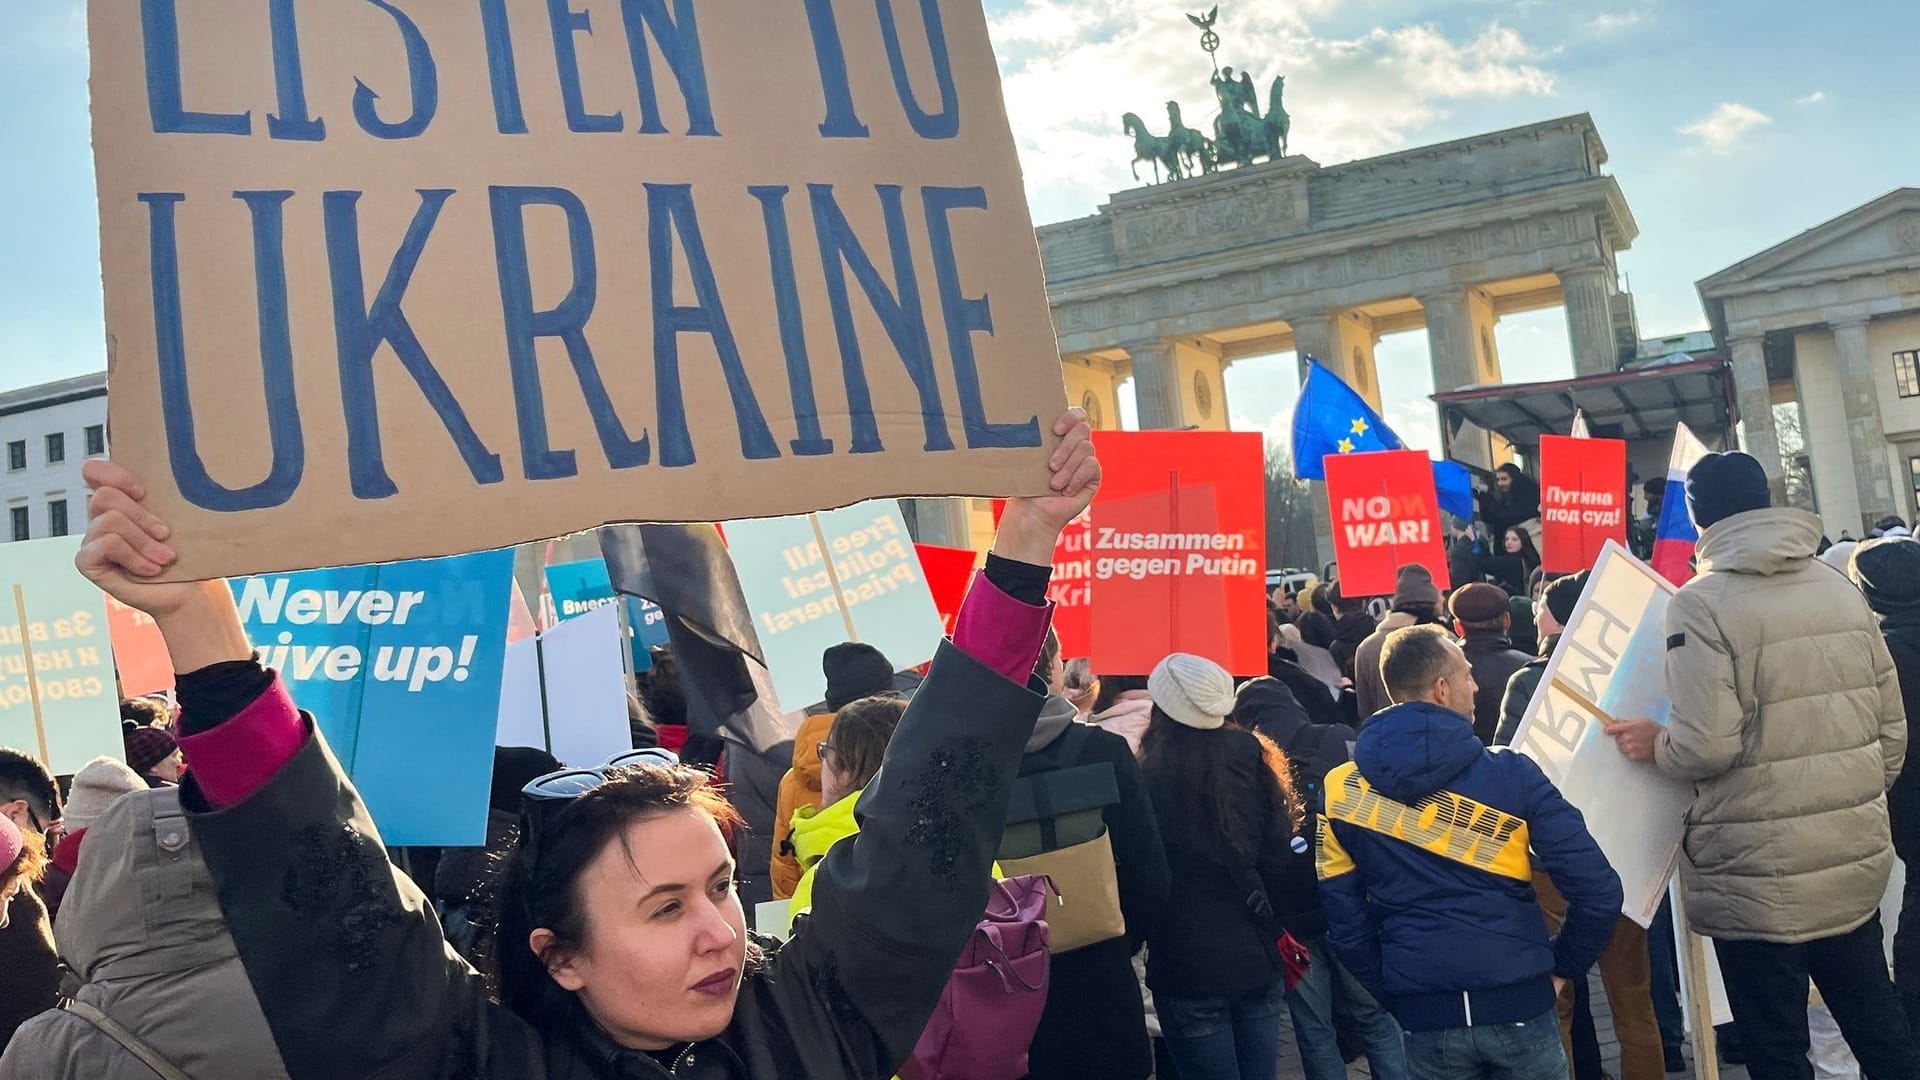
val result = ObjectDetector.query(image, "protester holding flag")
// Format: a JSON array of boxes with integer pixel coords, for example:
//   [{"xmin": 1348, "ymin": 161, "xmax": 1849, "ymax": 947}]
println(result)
[
  {"xmin": 1848, "ymin": 536, "xmax": 1920, "ymax": 1034},
  {"xmin": 71, "ymin": 410, "xmax": 1100, "ymax": 1080},
  {"xmin": 1292, "ymin": 360, "xmax": 1476, "ymax": 522},
  {"xmin": 1604, "ymin": 452, "xmax": 1916, "ymax": 1080},
  {"xmin": 1478, "ymin": 465, "xmax": 1542, "ymax": 547}
]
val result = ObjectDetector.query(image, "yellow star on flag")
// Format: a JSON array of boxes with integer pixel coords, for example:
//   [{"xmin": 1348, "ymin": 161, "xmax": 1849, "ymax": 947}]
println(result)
[
  {"xmin": 1337, "ymin": 438, "xmax": 1355, "ymax": 454},
  {"xmin": 1350, "ymin": 417, "xmax": 1369, "ymax": 437}
]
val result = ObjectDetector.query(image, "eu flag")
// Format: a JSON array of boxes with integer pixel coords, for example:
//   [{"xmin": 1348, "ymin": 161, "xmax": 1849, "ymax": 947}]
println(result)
[{"xmin": 1290, "ymin": 358, "xmax": 1475, "ymax": 520}]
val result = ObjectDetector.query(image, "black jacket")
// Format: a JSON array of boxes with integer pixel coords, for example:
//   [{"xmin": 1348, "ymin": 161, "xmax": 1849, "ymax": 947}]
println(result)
[
  {"xmin": 1265, "ymin": 654, "xmax": 1345, "ymax": 730},
  {"xmin": 1494, "ymin": 634, "xmax": 1559, "ymax": 748},
  {"xmin": 1328, "ymin": 613, "xmax": 1377, "ymax": 681},
  {"xmin": 1460, "ymin": 631, "xmax": 1533, "ymax": 746},
  {"xmin": 1142, "ymin": 729, "xmax": 1295, "ymax": 1000},
  {"xmin": 1017, "ymin": 723, "xmax": 1169, "ymax": 1080},
  {"xmin": 186, "ymin": 641, "xmax": 1043, "ymax": 1080},
  {"xmin": 1881, "ymin": 618, "xmax": 1920, "ymax": 866},
  {"xmin": 0, "ymin": 887, "xmax": 59, "ymax": 1051}
]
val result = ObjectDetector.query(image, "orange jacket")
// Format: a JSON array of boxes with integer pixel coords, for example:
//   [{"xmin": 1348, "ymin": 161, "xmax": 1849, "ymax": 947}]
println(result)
[{"xmin": 770, "ymin": 712, "xmax": 837, "ymax": 899}]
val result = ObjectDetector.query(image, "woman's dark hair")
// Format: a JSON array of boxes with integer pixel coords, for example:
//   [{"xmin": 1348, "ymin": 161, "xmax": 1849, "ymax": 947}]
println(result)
[
  {"xmin": 1032, "ymin": 627, "xmax": 1062, "ymax": 687},
  {"xmin": 823, "ymin": 694, "xmax": 908, "ymax": 798},
  {"xmin": 1092, "ymin": 674, "xmax": 1148, "ymax": 715},
  {"xmin": 1506, "ymin": 528, "xmax": 1542, "ymax": 571},
  {"xmin": 2, "ymin": 826, "xmax": 47, "ymax": 890},
  {"xmin": 497, "ymin": 764, "xmax": 746, "ymax": 1029},
  {"xmin": 1139, "ymin": 707, "xmax": 1301, "ymax": 866}
]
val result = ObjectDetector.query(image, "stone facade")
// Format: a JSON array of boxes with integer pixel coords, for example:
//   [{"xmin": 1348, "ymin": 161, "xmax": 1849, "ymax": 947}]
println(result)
[
  {"xmin": 1036, "ymin": 113, "xmax": 1641, "ymax": 472},
  {"xmin": 1700, "ymin": 188, "xmax": 1920, "ymax": 536}
]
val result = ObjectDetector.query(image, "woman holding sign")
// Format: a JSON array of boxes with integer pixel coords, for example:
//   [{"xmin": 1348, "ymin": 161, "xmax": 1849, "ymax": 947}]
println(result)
[{"xmin": 73, "ymin": 409, "xmax": 1099, "ymax": 1080}]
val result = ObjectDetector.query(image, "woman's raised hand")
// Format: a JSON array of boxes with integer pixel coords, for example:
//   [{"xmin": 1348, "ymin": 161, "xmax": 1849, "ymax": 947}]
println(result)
[{"xmin": 994, "ymin": 409, "xmax": 1100, "ymax": 566}]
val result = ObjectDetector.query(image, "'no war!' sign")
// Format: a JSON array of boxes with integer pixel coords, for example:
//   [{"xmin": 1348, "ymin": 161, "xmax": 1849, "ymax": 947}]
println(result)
[
  {"xmin": 1325, "ymin": 450, "xmax": 1451, "ymax": 598},
  {"xmin": 92, "ymin": 0, "xmax": 1065, "ymax": 581}
]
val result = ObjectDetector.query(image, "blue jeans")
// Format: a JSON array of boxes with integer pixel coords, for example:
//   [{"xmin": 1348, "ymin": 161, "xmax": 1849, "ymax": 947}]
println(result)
[
  {"xmin": 1156, "ymin": 979, "xmax": 1286, "ymax": 1080},
  {"xmin": 1284, "ymin": 934, "xmax": 1408, "ymax": 1080},
  {"xmin": 1402, "ymin": 1010, "xmax": 1569, "ymax": 1080}
]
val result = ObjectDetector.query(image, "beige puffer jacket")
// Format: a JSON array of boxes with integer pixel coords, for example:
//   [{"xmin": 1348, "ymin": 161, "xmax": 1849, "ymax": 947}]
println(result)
[{"xmin": 1655, "ymin": 508, "xmax": 1907, "ymax": 944}]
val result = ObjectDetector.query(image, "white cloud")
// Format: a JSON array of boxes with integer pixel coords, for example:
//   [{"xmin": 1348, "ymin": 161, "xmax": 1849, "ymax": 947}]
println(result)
[
  {"xmin": 1586, "ymin": 9, "xmax": 1648, "ymax": 32},
  {"xmin": 1796, "ymin": 91, "xmax": 1827, "ymax": 105},
  {"xmin": 1677, "ymin": 102, "xmax": 1771, "ymax": 154},
  {"xmin": 988, "ymin": 2, "xmax": 1558, "ymax": 223}
]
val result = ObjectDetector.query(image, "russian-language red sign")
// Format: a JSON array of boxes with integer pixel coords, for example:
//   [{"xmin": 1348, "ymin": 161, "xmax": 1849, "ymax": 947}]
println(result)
[
  {"xmin": 1539, "ymin": 435, "xmax": 1629, "ymax": 573},
  {"xmin": 915, "ymin": 544, "xmax": 979, "ymax": 638},
  {"xmin": 1325, "ymin": 450, "xmax": 1451, "ymax": 598},
  {"xmin": 1088, "ymin": 431, "xmax": 1266, "ymax": 676}
]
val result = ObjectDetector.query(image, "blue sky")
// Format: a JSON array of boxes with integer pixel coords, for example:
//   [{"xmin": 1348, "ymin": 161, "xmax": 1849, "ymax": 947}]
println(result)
[{"xmin": 5, "ymin": 0, "xmax": 1918, "ymax": 452}]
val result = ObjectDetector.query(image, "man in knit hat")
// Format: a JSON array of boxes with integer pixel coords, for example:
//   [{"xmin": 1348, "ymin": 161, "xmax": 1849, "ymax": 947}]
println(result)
[
  {"xmin": 1850, "ymin": 536, "xmax": 1920, "ymax": 1034},
  {"xmin": 1352, "ymin": 565, "xmax": 1444, "ymax": 722},
  {"xmin": 1605, "ymin": 452, "xmax": 1916, "ymax": 1079},
  {"xmin": 41, "ymin": 758, "xmax": 146, "ymax": 918},
  {"xmin": 1448, "ymin": 583, "xmax": 1533, "ymax": 746},
  {"xmin": 122, "ymin": 724, "xmax": 182, "ymax": 787},
  {"xmin": 1320, "ymin": 625, "xmax": 1620, "ymax": 1079}
]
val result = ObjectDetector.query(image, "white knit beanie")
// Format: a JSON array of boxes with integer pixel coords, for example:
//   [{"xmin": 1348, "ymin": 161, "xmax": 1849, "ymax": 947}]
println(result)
[
  {"xmin": 1148, "ymin": 653, "xmax": 1237, "ymax": 731},
  {"xmin": 63, "ymin": 757, "xmax": 146, "ymax": 832}
]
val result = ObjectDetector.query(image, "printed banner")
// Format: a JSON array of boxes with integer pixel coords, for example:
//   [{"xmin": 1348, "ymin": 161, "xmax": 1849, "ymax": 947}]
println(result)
[
  {"xmin": 1508, "ymin": 542, "xmax": 1691, "ymax": 925},
  {"xmin": 91, "ymin": 0, "xmax": 1065, "ymax": 582},
  {"xmin": 106, "ymin": 596, "xmax": 176, "ymax": 697},
  {"xmin": 497, "ymin": 602, "xmax": 631, "ymax": 767},
  {"xmin": 1540, "ymin": 435, "xmax": 1628, "ymax": 573},
  {"xmin": 726, "ymin": 500, "xmax": 944, "ymax": 710},
  {"xmin": 915, "ymin": 544, "xmax": 977, "ymax": 637},
  {"xmin": 232, "ymin": 549, "xmax": 515, "ymax": 845},
  {"xmin": 1325, "ymin": 450, "xmax": 1451, "ymax": 598},
  {"xmin": 1088, "ymin": 432, "xmax": 1266, "ymax": 676},
  {"xmin": 544, "ymin": 558, "xmax": 670, "ymax": 672},
  {"xmin": 0, "ymin": 538, "xmax": 125, "ymax": 774}
]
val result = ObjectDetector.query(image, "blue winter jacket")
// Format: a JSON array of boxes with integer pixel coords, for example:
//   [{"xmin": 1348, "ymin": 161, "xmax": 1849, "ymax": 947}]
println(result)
[{"xmin": 1317, "ymin": 701, "xmax": 1622, "ymax": 1032}]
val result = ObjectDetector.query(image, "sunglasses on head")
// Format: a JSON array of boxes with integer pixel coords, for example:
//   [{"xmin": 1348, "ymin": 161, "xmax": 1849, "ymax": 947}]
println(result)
[{"xmin": 518, "ymin": 747, "xmax": 683, "ymax": 866}]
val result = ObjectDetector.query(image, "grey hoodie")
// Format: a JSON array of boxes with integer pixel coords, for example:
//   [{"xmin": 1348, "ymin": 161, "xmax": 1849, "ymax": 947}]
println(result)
[
  {"xmin": 1025, "ymin": 693, "xmax": 1081, "ymax": 754},
  {"xmin": 0, "ymin": 787, "xmax": 292, "ymax": 1080}
]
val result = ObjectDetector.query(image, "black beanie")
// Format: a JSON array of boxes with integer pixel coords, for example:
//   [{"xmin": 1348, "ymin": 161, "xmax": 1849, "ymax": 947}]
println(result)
[
  {"xmin": 1686, "ymin": 452, "xmax": 1771, "ymax": 530},
  {"xmin": 823, "ymin": 642, "xmax": 895, "ymax": 711},
  {"xmin": 1850, "ymin": 537, "xmax": 1920, "ymax": 619},
  {"xmin": 492, "ymin": 746, "xmax": 563, "ymax": 814}
]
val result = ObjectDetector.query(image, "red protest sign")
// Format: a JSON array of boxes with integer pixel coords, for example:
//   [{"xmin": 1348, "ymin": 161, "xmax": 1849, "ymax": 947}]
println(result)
[
  {"xmin": 1088, "ymin": 432, "xmax": 1266, "ymax": 676},
  {"xmin": 1539, "ymin": 435, "xmax": 1628, "ymax": 573},
  {"xmin": 915, "ymin": 544, "xmax": 979, "ymax": 638},
  {"xmin": 106, "ymin": 596, "xmax": 174, "ymax": 696},
  {"xmin": 992, "ymin": 502, "xmax": 1093, "ymax": 658},
  {"xmin": 1326, "ymin": 450, "xmax": 1451, "ymax": 598}
]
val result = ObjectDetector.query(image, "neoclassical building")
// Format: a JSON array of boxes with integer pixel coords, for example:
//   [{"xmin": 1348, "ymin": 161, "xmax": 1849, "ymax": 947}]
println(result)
[{"xmin": 1699, "ymin": 188, "xmax": 1920, "ymax": 535}]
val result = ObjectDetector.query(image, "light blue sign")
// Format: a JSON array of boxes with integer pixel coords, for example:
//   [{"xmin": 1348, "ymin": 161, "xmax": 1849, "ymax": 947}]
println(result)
[
  {"xmin": 543, "ymin": 558, "xmax": 670, "ymax": 672},
  {"xmin": 724, "ymin": 501, "xmax": 945, "ymax": 711},
  {"xmin": 232, "ymin": 549, "xmax": 515, "ymax": 846},
  {"xmin": 0, "ymin": 537, "xmax": 125, "ymax": 775}
]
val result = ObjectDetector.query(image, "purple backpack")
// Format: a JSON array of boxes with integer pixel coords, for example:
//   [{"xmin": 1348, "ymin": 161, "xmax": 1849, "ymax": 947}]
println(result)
[{"xmin": 900, "ymin": 875, "xmax": 1053, "ymax": 1080}]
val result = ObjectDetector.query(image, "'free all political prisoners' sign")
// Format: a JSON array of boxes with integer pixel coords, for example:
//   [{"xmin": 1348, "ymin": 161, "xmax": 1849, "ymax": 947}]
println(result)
[{"xmin": 92, "ymin": 0, "xmax": 1066, "ymax": 581}]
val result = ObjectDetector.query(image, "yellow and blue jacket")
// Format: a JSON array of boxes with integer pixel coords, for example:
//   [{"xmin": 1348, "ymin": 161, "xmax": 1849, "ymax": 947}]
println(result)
[{"xmin": 1316, "ymin": 701, "xmax": 1622, "ymax": 1032}]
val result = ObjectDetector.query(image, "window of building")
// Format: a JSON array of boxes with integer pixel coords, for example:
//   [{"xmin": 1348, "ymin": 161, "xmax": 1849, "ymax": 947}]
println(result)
[
  {"xmin": 84, "ymin": 424, "xmax": 105, "ymax": 457},
  {"xmin": 1911, "ymin": 456, "xmax": 1920, "ymax": 516},
  {"xmin": 10, "ymin": 506, "xmax": 29, "ymax": 542},
  {"xmin": 6, "ymin": 441, "xmax": 23, "ymax": 472},
  {"xmin": 45, "ymin": 433, "xmax": 64, "ymax": 465},
  {"xmin": 1898, "ymin": 350, "xmax": 1920, "ymax": 398},
  {"xmin": 47, "ymin": 499, "xmax": 68, "ymax": 538}
]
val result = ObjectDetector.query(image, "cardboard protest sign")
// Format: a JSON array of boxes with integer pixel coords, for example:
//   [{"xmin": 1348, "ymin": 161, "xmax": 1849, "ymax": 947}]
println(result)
[
  {"xmin": 496, "ymin": 602, "xmax": 631, "ymax": 767},
  {"xmin": 726, "ymin": 500, "xmax": 944, "ymax": 710},
  {"xmin": 1324, "ymin": 450, "xmax": 1450, "ymax": 599},
  {"xmin": 92, "ymin": 0, "xmax": 1067, "ymax": 583},
  {"xmin": 1088, "ymin": 432, "xmax": 1266, "ymax": 676},
  {"xmin": 1508, "ymin": 542, "xmax": 1690, "ymax": 925},
  {"xmin": 106, "ymin": 596, "xmax": 176, "ymax": 696},
  {"xmin": 914, "ymin": 543, "xmax": 977, "ymax": 637},
  {"xmin": 233, "ymin": 548, "xmax": 514, "ymax": 845},
  {"xmin": 1539, "ymin": 435, "xmax": 1628, "ymax": 573},
  {"xmin": 0, "ymin": 538, "xmax": 125, "ymax": 774},
  {"xmin": 544, "ymin": 557, "xmax": 670, "ymax": 672}
]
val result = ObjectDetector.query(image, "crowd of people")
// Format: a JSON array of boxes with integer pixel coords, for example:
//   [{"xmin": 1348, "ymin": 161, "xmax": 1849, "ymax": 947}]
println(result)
[{"xmin": 0, "ymin": 425, "xmax": 1914, "ymax": 1080}]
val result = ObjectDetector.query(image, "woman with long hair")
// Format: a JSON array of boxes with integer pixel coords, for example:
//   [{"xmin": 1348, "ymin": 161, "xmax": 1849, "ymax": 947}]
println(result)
[
  {"xmin": 72, "ymin": 411, "xmax": 1099, "ymax": 1080},
  {"xmin": 780, "ymin": 694, "xmax": 909, "ymax": 929},
  {"xmin": 1479, "ymin": 527, "xmax": 1542, "ymax": 597},
  {"xmin": 1138, "ymin": 654, "xmax": 1306, "ymax": 1080}
]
